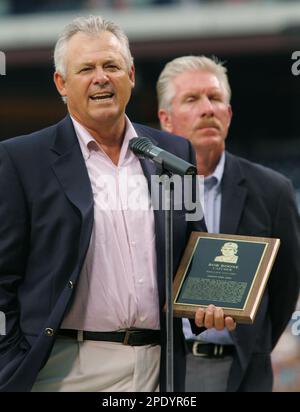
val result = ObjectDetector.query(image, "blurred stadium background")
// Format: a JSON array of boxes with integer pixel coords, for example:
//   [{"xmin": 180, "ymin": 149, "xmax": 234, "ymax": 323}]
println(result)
[{"xmin": 0, "ymin": 0, "xmax": 300, "ymax": 392}]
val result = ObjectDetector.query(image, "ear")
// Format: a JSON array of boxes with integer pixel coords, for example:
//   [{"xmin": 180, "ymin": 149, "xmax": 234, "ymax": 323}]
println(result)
[
  {"xmin": 227, "ymin": 104, "xmax": 233, "ymax": 127},
  {"xmin": 158, "ymin": 109, "xmax": 173, "ymax": 133},
  {"xmin": 129, "ymin": 64, "xmax": 135, "ymax": 88},
  {"xmin": 53, "ymin": 71, "xmax": 67, "ymax": 98}
]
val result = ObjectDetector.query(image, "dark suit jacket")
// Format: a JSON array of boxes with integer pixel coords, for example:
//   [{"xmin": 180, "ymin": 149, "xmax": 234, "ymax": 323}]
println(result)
[
  {"xmin": 222, "ymin": 152, "xmax": 300, "ymax": 392},
  {"xmin": 0, "ymin": 116, "xmax": 205, "ymax": 392}
]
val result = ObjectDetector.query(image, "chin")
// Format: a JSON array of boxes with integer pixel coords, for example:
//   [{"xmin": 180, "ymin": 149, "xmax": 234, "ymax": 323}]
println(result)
[
  {"xmin": 194, "ymin": 136, "xmax": 222, "ymax": 146},
  {"xmin": 90, "ymin": 109, "xmax": 118, "ymax": 122}
]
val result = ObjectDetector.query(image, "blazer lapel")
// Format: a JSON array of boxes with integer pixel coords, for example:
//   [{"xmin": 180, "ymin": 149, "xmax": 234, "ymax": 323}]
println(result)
[
  {"xmin": 50, "ymin": 116, "xmax": 94, "ymax": 276},
  {"xmin": 220, "ymin": 152, "xmax": 250, "ymax": 390},
  {"xmin": 50, "ymin": 116, "xmax": 93, "ymax": 219},
  {"xmin": 220, "ymin": 152, "xmax": 247, "ymax": 234}
]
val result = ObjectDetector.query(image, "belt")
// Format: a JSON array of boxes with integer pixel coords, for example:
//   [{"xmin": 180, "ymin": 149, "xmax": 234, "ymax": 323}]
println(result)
[
  {"xmin": 57, "ymin": 328, "xmax": 161, "ymax": 346},
  {"xmin": 186, "ymin": 340, "xmax": 235, "ymax": 358}
]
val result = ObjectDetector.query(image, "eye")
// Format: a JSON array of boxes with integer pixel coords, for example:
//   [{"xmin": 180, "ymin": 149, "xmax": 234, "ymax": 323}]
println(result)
[
  {"xmin": 105, "ymin": 64, "xmax": 119, "ymax": 71},
  {"xmin": 79, "ymin": 67, "xmax": 92, "ymax": 73},
  {"xmin": 184, "ymin": 96, "xmax": 196, "ymax": 103},
  {"xmin": 209, "ymin": 95, "xmax": 222, "ymax": 102}
]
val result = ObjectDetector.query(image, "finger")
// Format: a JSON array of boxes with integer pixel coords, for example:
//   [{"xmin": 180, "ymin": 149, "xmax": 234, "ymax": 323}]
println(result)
[
  {"xmin": 195, "ymin": 307, "xmax": 205, "ymax": 327},
  {"xmin": 225, "ymin": 317, "xmax": 236, "ymax": 331},
  {"xmin": 204, "ymin": 304, "xmax": 215, "ymax": 329},
  {"xmin": 214, "ymin": 307, "xmax": 225, "ymax": 330}
]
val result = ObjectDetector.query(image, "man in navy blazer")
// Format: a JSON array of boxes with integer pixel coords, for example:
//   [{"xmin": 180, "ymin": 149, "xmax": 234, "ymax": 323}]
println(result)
[
  {"xmin": 157, "ymin": 55, "xmax": 300, "ymax": 391},
  {"xmin": 0, "ymin": 17, "xmax": 236, "ymax": 392}
]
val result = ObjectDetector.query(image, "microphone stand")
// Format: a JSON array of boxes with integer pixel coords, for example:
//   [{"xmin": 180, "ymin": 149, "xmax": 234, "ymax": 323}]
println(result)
[
  {"xmin": 159, "ymin": 168, "xmax": 174, "ymax": 393},
  {"xmin": 129, "ymin": 137, "xmax": 197, "ymax": 392},
  {"xmin": 154, "ymin": 163, "xmax": 197, "ymax": 393}
]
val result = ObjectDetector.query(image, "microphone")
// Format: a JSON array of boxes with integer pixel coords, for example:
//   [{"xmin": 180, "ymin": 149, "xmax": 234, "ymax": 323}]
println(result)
[{"xmin": 129, "ymin": 137, "xmax": 197, "ymax": 176}]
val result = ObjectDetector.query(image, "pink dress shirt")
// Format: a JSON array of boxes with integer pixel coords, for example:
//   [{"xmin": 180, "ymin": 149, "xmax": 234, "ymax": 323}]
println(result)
[{"xmin": 61, "ymin": 117, "xmax": 160, "ymax": 332}]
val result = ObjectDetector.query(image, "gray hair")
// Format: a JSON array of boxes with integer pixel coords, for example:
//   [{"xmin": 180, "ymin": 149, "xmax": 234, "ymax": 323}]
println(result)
[
  {"xmin": 54, "ymin": 15, "xmax": 134, "ymax": 79},
  {"xmin": 156, "ymin": 55, "xmax": 231, "ymax": 111}
]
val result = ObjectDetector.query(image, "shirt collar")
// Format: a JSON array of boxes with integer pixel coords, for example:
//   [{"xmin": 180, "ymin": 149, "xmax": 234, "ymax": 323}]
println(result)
[
  {"xmin": 119, "ymin": 116, "xmax": 139, "ymax": 164},
  {"xmin": 70, "ymin": 115, "xmax": 138, "ymax": 164},
  {"xmin": 204, "ymin": 151, "xmax": 226, "ymax": 188}
]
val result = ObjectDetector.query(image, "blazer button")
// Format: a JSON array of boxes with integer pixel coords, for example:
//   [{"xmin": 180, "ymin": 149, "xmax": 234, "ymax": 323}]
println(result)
[
  {"xmin": 68, "ymin": 280, "xmax": 74, "ymax": 289},
  {"xmin": 45, "ymin": 328, "xmax": 54, "ymax": 337}
]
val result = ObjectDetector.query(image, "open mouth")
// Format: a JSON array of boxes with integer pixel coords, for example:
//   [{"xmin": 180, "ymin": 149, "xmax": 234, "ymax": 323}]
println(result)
[{"xmin": 90, "ymin": 92, "xmax": 114, "ymax": 101}]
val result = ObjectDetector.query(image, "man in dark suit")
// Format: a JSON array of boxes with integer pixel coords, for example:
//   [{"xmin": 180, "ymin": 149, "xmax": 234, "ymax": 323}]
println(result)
[
  {"xmin": 0, "ymin": 18, "xmax": 236, "ymax": 392},
  {"xmin": 157, "ymin": 55, "xmax": 300, "ymax": 391}
]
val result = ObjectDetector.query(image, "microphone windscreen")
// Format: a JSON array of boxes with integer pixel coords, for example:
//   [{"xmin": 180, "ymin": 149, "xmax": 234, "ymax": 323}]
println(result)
[{"xmin": 129, "ymin": 137, "xmax": 153, "ymax": 156}]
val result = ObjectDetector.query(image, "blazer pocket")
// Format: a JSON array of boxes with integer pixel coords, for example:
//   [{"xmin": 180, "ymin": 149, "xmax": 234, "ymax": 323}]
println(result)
[
  {"xmin": 247, "ymin": 229, "xmax": 271, "ymax": 237},
  {"xmin": 0, "ymin": 338, "xmax": 29, "ymax": 367},
  {"xmin": 240, "ymin": 222, "xmax": 271, "ymax": 237}
]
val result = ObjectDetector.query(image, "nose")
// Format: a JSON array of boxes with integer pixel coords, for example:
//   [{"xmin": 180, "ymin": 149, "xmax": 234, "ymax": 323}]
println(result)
[
  {"xmin": 199, "ymin": 96, "xmax": 214, "ymax": 117},
  {"xmin": 92, "ymin": 67, "xmax": 109, "ymax": 86}
]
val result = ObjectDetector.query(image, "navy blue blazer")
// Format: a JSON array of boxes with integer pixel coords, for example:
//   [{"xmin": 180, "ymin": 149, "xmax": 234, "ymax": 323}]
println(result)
[
  {"xmin": 0, "ymin": 116, "xmax": 205, "ymax": 392},
  {"xmin": 222, "ymin": 152, "xmax": 300, "ymax": 392}
]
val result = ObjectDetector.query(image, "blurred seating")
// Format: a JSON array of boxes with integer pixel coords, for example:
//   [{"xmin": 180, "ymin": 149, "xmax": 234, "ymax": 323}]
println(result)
[
  {"xmin": 7, "ymin": 0, "xmax": 85, "ymax": 14},
  {"xmin": 2, "ymin": 0, "xmax": 297, "ymax": 16}
]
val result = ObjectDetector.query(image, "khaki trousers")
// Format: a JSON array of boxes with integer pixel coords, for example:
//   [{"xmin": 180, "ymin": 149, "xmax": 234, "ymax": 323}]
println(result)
[{"xmin": 32, "ymin": 336, "xmax": 161, "ymax": 392}]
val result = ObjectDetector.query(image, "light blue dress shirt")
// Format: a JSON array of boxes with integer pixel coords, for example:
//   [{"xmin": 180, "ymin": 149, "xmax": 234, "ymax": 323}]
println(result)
[{"xmin": 183, "ymin": 152, "xmax": 234, "ymax": 345}]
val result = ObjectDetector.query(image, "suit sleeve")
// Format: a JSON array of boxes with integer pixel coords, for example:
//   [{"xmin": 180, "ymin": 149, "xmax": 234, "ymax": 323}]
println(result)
[
  {"xmin": 0, "ymin": 145, "xmax": 30, "ymax": 362},
  {"xmin": 186, "ymin": 138, "xmax": 206, "ymax": 232},
  {"xmin": 185, "ymin": 139, "xmax": 207, "ymax": 334},
  {"xmin": 268, "ymin": 179, "xmax": 300, "ymax": 347}
]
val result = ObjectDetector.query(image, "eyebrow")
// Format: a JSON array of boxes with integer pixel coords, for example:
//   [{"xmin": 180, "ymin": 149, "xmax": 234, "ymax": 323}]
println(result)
[
  {"xmin": 183, "ymin": 87, "xmax": 222, "ymax": 95},
  {"xmin": 206, "ymin": 88, "xmax": 223, "ymax": 94},
  {"xmin": 75, "ymin": 58, "xmax": 121, "ymax": 69},
  {"xmin": 74, "ymin": 62, "xmax": 94, "ymax": 71}
]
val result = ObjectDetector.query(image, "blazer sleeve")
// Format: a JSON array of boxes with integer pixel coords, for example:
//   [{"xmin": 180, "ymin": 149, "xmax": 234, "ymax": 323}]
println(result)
[
  {"xmin": 185, "ymin": 139, "xmax": 207, "ymax": 334},
  {"xmin": 187, "ymin": 138, "xmax": 207, "ymax": 232},
  {"xmin": 0, "ymin": 144, "xmax": 30, "ymax": 363},
  {"xmin": 268, "ymin": 178, "xmax": 300, "ymax": 347}
]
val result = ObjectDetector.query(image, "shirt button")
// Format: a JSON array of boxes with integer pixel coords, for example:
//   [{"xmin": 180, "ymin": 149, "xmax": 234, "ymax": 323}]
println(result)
[
  {"xmin": 138, "ymin": 279, "xmax": 143, "ymax": 284},
  {"xmin": 140, "ymin": 316, "xmax": 146, "ymax": 322},
  {"xmin": 44, "ymin": 328, "xmax": 54, "ymax": 337},
  {"xmin": 131, "ymin": 241, "xmax": 136, "ymax": 246},
  {"xmin": 68, "ymin": 280, "xmax": 74, "ymax": 289}
]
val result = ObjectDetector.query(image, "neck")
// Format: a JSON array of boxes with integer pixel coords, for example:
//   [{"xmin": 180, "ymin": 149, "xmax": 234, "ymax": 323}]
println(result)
[
  {"xmin": 195, "ymin": 146, "xmax": 224, "ymax": 177},
  {"xmin": 75, "ymin": 116, "xmax": 127, "ymax": 165}
]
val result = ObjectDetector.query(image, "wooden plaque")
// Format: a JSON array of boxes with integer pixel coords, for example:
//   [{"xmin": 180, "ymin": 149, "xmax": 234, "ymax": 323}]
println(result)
[{"xmin": 173, "ymin": 232, "xmax": 280, "ymax": 324}]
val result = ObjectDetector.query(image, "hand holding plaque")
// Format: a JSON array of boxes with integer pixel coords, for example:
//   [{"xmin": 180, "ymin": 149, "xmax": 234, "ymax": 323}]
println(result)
[
  {"xmin": 173, "ymin": 232, "xmax": 280, "ymax": 324},
  {"xmin": 194, "ymin": 304, "xmax": 236, "ymax": 331}
]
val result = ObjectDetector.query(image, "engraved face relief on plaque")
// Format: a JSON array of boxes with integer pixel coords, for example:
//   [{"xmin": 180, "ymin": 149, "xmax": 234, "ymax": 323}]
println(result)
[{"xmin": 214, "ymin": 242, "xmax": 239, "ymax": 264}]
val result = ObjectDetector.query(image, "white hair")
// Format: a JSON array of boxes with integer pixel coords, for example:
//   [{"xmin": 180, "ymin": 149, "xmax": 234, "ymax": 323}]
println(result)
[
  {"xmin": 54, "ymin": 15, "xmax": 134, "ymax": 79},
  {"xmin": 156, "ymin": 55, "xmax": 231, "ymax": 111}
]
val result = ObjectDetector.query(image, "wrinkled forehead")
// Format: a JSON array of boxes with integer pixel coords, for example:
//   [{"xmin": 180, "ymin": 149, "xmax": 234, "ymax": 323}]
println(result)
[
  {"xmin": 174, "ymin": 70, "xmax": 223, "ymax": 90},
  {"xmin": 65, "ymin": 31, "xmax": 126, "ymax": 66},
  {"xmin": 170, "ymin": 69, "xmax": 227, "ymax": 103},
  {"xmin": 69, "ymin": 31, "xmax": 120, "ymax": 52}
]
